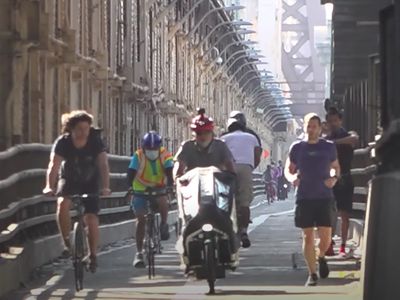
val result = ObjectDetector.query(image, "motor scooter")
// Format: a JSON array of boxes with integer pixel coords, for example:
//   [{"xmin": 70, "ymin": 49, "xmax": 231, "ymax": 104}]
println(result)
[{"xmin": 175, "ymin": 167, "xmax": 239, "ymax": 294}]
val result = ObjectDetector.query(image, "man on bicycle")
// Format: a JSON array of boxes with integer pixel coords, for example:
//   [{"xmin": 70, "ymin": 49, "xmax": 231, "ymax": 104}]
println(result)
[
  {"xmin": 127, "ymin": 131, "xmax": 174, "ymax": 268},
  {"xmin": 43, "ymin": 110, "xmax": 111, "ymax": 273},
  {"xmin": 174, "ymin": 109, "xmax": 237, "ymax": 272}
]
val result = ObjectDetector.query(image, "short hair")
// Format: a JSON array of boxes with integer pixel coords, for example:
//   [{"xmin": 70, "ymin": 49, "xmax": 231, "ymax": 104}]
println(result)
[
  {"xmin": 326, "ymin": 107, "xmax": 342, "ymax": 120},
  {"xmin": 309, "ymin": 115, "xmax": 322, "ymax": 126},
  {"xmin": 61, "ymin": 110, "xmax": 93, "ymax": 133}
]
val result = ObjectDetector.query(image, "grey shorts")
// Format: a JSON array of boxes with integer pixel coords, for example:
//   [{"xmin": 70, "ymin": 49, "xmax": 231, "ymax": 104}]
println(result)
[{"xmin": 234, "ymin": 164, "xmax": 254, "ymax": 207}]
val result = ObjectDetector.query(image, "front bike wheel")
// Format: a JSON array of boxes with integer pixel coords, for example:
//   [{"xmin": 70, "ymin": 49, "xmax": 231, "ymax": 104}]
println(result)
[
  {"xmin": 154, "ymin": 214, "xmax": 162, "ymax": 254},
  {"xmin": 205, "ymin": 241, "xmax": 216, "ymax": 294},
  {"xmin": 146, "ymin": 216, "xmax": 155, "ymax": 279},
  {"xmin": 73, "ymin": 221, "xmax": 86, "ymax": 291}
]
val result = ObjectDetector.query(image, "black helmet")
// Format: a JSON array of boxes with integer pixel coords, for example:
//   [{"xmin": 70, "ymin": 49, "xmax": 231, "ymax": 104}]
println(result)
[{"xmin": 229, "ymin": 111, "xmax": 246, "ymax": 127}]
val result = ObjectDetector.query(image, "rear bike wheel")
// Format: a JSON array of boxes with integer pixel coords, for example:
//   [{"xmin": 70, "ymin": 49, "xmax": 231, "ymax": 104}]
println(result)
[
  {"xmin": 205, "ymin": 241, "xmax": 216, "ymax": 294},
  {"xmin": 73, "ymin": 221, "xmax": 86, "ymax": 291}
]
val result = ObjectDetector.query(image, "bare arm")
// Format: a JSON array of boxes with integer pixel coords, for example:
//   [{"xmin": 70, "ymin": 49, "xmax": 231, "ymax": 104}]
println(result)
[
  {"xmin": 284, "ymin": 157, "xmax": 298, "ymax": 184},
  {"xmin": 43, "ymin": 152, "xmax": 63, "ymax": 194},
  {"xmin": 224, "ymin": 159, "xmax": 236, "ymax": 174},
  {"xmin": 331, "ymin": 158, "xmax": 341, "ymax": 178},
  {"xmin": 173, "ymin": 160, "xmax": 186, "ymax": 179},
  {"xmin": 254, "ymin": 147, "xmax": 262, "ymax": 168},
  {"xmin": 97, "ymin": 151, "xmax": 111, "ymax": 195},
  {"xmin": 335, "ymin": 131, "xmax": 359, "ymax": 147},
  {"xmin": 324, "ymin": 159, "xmax": 341, "ymax": 188}
]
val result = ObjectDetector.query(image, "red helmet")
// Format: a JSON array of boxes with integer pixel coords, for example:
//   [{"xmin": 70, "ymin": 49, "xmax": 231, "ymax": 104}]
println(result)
[{"xmin": 190, "ymin": 108, "xmax": 214, "ymax": 132}]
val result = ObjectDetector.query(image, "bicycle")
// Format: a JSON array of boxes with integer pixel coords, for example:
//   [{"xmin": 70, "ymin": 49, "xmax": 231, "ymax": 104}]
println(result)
[
  {"xmin": 265, "ymin": 181, "xmax": 276, "ymax": 204},
  {"xmin": 69, "ymin": 194, "xmax": 97, "ymax": 291},
  {"xmin": 129, "ymin": 187, "xmax": 170, "ymax": 279}
]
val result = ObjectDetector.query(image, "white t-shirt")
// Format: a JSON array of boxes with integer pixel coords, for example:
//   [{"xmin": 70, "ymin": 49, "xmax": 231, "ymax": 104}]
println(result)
[{"xmin": 221, "ymin": 130, "xmax": 259, "ymax": 168}]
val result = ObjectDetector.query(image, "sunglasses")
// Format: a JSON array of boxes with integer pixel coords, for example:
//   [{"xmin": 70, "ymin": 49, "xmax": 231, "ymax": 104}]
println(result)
[{"xmin": 195, "ymin": 131, "xmax": 212, "ymax": 136}]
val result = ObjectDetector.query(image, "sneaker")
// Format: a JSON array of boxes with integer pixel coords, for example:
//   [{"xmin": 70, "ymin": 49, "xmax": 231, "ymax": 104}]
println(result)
[
  {"xmin": 160, "ymin": 223, "xmax": 170, "ymax": 241},
  {"xmin": 241, "ymin": 233, "xmax": 251, "ymax": 248},
  {"xmin": 61, "ymin": 246, "xmax": 71, "ymax": 258},
  {"xmin": 83, "ymin": 255, "xmax": 97, "ymax": 273},
  {"xmin": 318, "ymin": 256, "xmax": 330, "ymax": 279},
  {"xmin": 305, "ymin": 273, "xmax": 318, "ymax": 286},
  {"xmin": 184, "ymin": 265, "xmax": 195, "ymax": 278},
  {"xmin": 133, "ymin": 252, "xmax": 145, "ymax": 268},
  {"xmin": 325, "ymin": 240, "xmax": 335, "ymax": 256},
  {"xmin": 60, "ymin": 239, "xmax": 71, "ymax": 258},
  {"xmin": 339, "ymin": 244, "xmax": 346, "ymax": 256}
]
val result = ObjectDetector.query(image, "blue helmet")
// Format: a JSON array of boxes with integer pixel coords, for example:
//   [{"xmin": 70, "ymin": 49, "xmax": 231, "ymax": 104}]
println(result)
[{"xmin": 142, "ymin": 131, "xmax": 162, "ymax": 149}]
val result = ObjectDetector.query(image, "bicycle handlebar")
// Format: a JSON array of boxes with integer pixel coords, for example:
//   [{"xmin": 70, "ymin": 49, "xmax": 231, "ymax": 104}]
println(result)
[
  {"xmin": 67, "ymin": 194, "xmax": 99, "ymax": 201},
  {"xmin": 126, "ymin": 187, "xmax": 174, "ymax": 197}
]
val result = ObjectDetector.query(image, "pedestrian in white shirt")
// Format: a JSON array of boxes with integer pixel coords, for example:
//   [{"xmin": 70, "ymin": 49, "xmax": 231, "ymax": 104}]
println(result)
[{"xmin": 221, "ymin": 118, "xmax": 261, "ymax": 248}]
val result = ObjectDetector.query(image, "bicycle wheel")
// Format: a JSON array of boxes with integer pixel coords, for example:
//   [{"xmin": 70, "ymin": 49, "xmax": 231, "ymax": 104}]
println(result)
[
  {"xmin": 146, "ymin": 216, "xmax": 154, "ymax": 279},
  {"xmin": 73, "ymin": 221, "xmax": 86, "ymax": 291},
  {"xmin": 154, "ymin": 214, "xmax": 162, "ymax": 254},
  {"xmin": 205, "ymin": 241, "xmax": 216, "ymax": 294}
]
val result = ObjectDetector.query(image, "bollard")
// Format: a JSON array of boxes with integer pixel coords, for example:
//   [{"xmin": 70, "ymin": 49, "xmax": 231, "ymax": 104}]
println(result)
[
  {"xmin": 362, "ymin": 119, "xmax": 400, "ymax": 299},
  {"xmin": 361, "ymin": 172, "xmax": 400, "ymax": 299}
]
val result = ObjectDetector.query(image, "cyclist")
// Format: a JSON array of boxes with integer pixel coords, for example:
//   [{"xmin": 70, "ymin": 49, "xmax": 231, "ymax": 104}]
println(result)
[
  {"xmin": 174, "ymin": 109, "xmax": 237, "ymax": 273},
  {"xmin": 174, "ymin": 108, "xmax": 235, "ymax": 176},
  {"xmin": 43, "ymin": 110, "xmax": 111, "ymax": 273},
  {"xmin": 127, "ymin": 131, "xmax": 174, "ymax": 268},
  {"xmin": 263, "ymin": 165, "xmax": 275, "ymax": 204}
]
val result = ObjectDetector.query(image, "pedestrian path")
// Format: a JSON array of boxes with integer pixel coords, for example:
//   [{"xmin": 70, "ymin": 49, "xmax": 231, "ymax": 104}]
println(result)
[{"xmin": 2, "ymin": 196, "xmax": 362, "ymax": 300}]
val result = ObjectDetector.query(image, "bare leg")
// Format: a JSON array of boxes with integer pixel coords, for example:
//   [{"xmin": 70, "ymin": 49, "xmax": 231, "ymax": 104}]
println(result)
[
  {"xmin": 340, "ymin": 210, "xmax": 350, "ymax": 246},
  {"xmin": 136, "ymin": 214, "xmax": 145, "ymax": 252},
  {"xmin": 157, "ymin": 196, "xmax": 169, "ymax": 224},
  {"xmin": 57, "ymin": 197, "xmax": 72, "ymax": 246},
  {"xmin": 302, "ymin": 228, "xmax": 317, "ymax": 275},
  {"xmin": 317, "ymin": 227, "xmax": 332, "ymax": 258},
  {"xmin": 84, "ymin": 213, "xmax": 99, "ymax": 256}
]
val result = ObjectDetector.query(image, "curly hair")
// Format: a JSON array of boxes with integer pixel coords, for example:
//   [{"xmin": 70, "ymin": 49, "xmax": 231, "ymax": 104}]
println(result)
[{"xmin": 61, "ymin": 110, "xmax": 93, "ymax": 133}]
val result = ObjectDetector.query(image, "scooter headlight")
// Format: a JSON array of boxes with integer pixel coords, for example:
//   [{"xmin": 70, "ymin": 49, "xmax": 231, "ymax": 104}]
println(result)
[
  {"xmin": 283, "ymin": 184, "xmax": 288, "ymax": 188},
  {"xmin": 202, "ymin": 224, "xmax": 213, "ymax": 232}
]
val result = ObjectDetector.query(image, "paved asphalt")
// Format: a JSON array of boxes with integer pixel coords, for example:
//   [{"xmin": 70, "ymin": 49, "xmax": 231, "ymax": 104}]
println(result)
[{"xmin": 4, "ymin": 192, "xmax": 362, "ymax": 300}]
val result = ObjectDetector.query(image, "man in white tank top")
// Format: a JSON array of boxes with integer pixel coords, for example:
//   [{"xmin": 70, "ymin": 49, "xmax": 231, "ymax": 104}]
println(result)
[{"xmin": 221, "ymin": 118, "xmax": 261, "ymax": 248}]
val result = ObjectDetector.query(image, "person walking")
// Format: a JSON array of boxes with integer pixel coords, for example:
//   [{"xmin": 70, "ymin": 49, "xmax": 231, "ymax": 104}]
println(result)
[
  {"xmin": 325, "ymin": 108, "xmax": 358, "ymax": 256},
  {"xmin": 221, "ymin": 117, "xmax": 261, "ymax": 248}
]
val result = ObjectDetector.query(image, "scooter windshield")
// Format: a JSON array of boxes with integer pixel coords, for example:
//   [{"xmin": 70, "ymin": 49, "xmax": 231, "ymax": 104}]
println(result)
[{"xmin": 214, "ymin": 178, "xmax": 231, "ymax": 213}]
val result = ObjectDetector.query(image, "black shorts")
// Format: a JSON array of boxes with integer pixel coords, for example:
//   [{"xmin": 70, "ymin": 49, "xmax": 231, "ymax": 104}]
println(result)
[
  {"xmin": 56, "ymin": 178, "xmax": 100, "ymax": 215},
  {"xmin": 333, "ymin": 175, "xmax": 354, "ymax": 212},
  {"xmin": 295, "ymin": 199, "xmax": 334, "ymax": 228}
]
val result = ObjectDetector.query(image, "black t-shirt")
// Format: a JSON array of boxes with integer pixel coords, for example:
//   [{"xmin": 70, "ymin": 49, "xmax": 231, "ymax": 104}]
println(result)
[
  {"xmin": 327, "ymin": 128, "xmax": 354, "ymax": 174},
  {"xmin": 53, "ymin": 128, "xmax": 106, "ymax": 183},
  {"xmin": 221, "ymin": 127, "xmax": 261, "ymax": 147}
]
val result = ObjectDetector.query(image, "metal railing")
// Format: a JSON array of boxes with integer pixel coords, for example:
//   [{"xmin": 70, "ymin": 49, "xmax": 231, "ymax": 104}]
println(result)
[
  {"xmin": 0, "ymin": 144, "xmax": 266, "ymax": 258},
  {"xmin": 0, "ymin": 144, "xmax": 134, "ymax": 256},
  {"xmin": 342, "ymin": 54, "xmax": 381, "ymax": 148},
  {"xmin": 350, "ymin": 145, "xmax": 377, "ymax": 215}
]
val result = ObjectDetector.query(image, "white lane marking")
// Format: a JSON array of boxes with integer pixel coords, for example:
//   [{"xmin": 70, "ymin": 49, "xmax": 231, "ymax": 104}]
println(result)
[{"xmin": 248, "ymin": 209, "xmax": 294, "ymax": 234}]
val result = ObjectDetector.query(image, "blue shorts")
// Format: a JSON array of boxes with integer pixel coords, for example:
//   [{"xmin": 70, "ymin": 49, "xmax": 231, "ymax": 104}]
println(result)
[
  {"xmin": 131, "ymin": 195, "xmax": 149, "ymax": 213},
  {"xmin": 131, "ymin": 195, "xmax": 161, "ymax": 214}
]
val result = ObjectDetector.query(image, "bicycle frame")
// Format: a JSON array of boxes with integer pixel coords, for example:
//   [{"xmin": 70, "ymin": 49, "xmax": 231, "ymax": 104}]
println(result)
[
  {"xmin": 133, "ymin": 188, "xmax": 167, "ymax": 279},
  {"xmin": 70, "ymin": 194, "xmax": 97, "ymax": 291}
]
